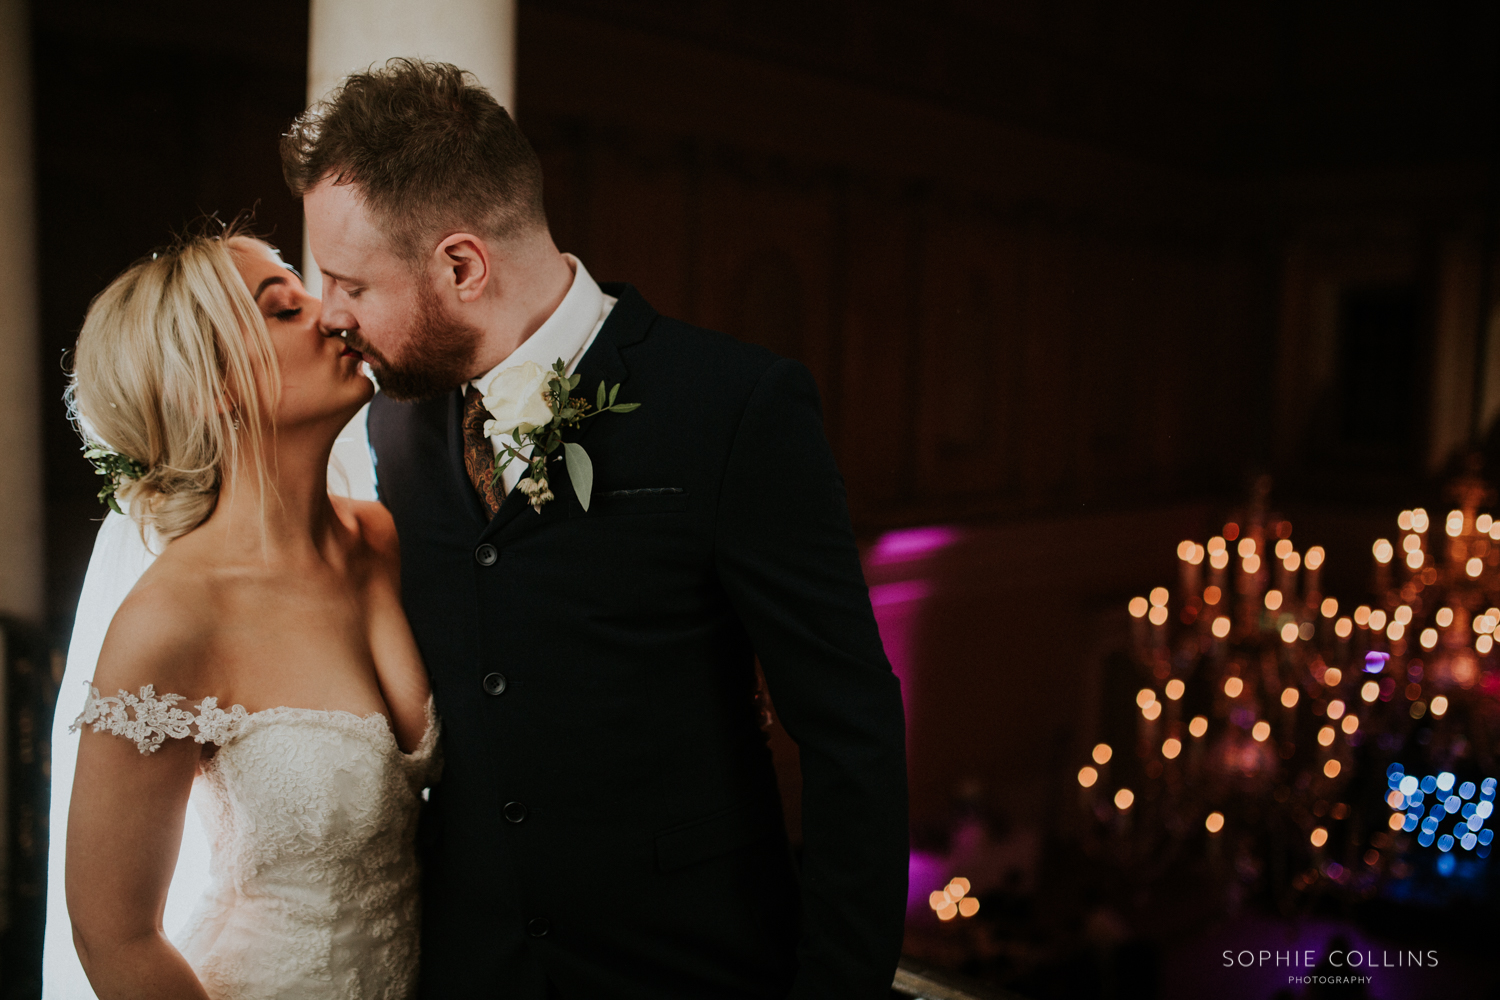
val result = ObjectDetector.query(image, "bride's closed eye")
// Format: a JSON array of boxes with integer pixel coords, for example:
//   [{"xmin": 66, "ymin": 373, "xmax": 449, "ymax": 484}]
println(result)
[{"xmin": 274, "ymin": 307, "xmax": 302, "ymax": 321}]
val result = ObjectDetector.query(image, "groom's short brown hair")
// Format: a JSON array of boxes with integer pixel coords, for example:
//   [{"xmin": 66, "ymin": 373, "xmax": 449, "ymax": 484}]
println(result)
[{"xmin": 281, "ymin": 58, "xmax": 546, "ymax": 261}]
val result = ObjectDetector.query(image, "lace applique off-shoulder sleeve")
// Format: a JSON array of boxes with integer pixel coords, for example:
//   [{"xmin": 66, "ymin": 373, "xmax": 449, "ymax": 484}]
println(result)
[{"xmin": 69, "ymin": 680, "xmax": 250, "ymax": 754}]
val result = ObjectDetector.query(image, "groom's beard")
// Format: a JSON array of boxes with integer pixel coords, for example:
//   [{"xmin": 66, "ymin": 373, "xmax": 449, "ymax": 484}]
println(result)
[{"xmin": 350, "ymin": 286, "xmax": 481, "ymax": 401}]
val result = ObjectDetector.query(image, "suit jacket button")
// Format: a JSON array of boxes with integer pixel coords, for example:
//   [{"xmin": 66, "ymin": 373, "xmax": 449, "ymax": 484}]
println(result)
[
  {"xmin": 482, "ymin": 672, "xmax": 507, "ymax": 696},
  {"xmin": 474, "ymin": 543, "xmax": 498, "ymax": 566},
  {"xmin": 503, "ymin": 800, "xmax": 527, "ymax": 823},
  {"xmin": 527, "ymin": 917, "xmax": 549, "ymax": 938}
]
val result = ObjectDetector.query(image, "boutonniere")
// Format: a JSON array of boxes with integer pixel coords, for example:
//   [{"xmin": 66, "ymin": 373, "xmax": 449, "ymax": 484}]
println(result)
[{"xmin": 479, "ymin": 358, "xmax": 639, "ymax": 513}]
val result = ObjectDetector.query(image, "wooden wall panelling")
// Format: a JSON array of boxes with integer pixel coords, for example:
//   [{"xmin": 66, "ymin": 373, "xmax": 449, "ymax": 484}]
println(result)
[
  {"xmin": 693, "ymin": 153, "xmax": 840, "ymax": 406},
  {"xmin": 1016, "ymin": 224, "xmax": 1081, "ymax": 510},
  {"xmin": 837, "ymin": 182, "xmax": 927, "ymax": 527},
  {"xmin": 912, "ymin": 196, "xmax": 1025, "ymax": 505},
  {"xmin": 536, "ymin": 124, "xmax": 696, "ymax": 323}
]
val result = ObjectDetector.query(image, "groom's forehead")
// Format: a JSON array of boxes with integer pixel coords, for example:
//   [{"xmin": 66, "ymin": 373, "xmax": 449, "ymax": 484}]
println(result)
[{"xmin": 305, "ymin": 179, "xmax": 389, "ymax": 264}]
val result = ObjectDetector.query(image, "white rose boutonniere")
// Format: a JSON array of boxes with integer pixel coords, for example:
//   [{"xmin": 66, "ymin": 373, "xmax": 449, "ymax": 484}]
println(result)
[
  {"xmin": 478, "ymin": 361, "xmax": 554, "ymax": 437},
  {"xmin": 480, "ymin": 358, "xmax": 640, "ymax": 513}
]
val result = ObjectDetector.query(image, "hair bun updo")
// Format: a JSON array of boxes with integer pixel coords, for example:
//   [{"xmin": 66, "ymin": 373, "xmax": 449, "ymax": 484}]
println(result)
[{"xmin": 69, "ymin": 225, "xmax": 281, "ymax": 542}]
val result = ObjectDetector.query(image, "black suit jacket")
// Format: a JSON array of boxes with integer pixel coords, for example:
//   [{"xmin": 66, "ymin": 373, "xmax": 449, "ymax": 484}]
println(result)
[{"xmin": 368, "ymin": 285, "xmax": 908, "ymax": 999}]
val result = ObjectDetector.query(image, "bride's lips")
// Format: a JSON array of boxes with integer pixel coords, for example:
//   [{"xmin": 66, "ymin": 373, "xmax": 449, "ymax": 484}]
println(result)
[{"xmin": 340, "ymin": 345, "xmax": 365, "ymax": 361}]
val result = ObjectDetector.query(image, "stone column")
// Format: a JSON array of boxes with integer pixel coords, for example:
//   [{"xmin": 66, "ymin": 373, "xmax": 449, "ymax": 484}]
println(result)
[
  {"xmin": 0, "ymin": 0, "xmax": 41, "ymax": 927},
  {"xmin": 305, "ymin": 0, "xmax": 516, "ymax": 499}
]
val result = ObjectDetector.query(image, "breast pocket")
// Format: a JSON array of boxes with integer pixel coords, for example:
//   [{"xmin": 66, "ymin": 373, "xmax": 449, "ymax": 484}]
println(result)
[
  {"xmin": 573, "ymin": 487, "xmax": 689, "ymax": 517},
  {"xmin": 654, "ymin": 802, "xmax": 779, "ymax": 872}
]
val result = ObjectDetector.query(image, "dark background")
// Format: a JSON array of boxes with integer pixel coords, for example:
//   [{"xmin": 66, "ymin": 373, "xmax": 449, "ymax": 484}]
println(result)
[{"xmin": 11, "ymin": 2, "xmax": 1500, "ymax": 997}]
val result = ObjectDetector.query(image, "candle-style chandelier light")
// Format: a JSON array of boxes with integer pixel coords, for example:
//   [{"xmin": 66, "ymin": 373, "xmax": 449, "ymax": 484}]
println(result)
[{"xmin": 1081, "ymin": 474, "xmax": 1500, "ymax": 897}]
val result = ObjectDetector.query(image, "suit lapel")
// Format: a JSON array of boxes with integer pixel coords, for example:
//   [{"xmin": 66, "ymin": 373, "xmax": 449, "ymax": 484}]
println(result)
[{"xmin": 478, "ymin": 283, "xmax": 656, "ymax": 544}]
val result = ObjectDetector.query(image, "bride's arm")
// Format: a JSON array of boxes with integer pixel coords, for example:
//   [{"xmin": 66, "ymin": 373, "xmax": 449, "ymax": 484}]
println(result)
[
  {"xmin": 67, "ymin": 728, "xmax": 209, "ymax": 999},
  {"xmin": 65, "ymin": 582, "xmax": 213, "ymax": 1000}
]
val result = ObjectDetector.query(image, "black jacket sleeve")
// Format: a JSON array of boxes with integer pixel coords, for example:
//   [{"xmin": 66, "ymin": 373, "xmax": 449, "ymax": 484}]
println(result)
[{"xmin": 712, "ymin": 358, "xmax": 909, "ymax": 999}]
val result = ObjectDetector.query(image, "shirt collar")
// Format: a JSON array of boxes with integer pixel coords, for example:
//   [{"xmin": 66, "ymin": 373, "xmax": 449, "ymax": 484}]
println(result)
[{"xmin": 470, "ymin": 253, "xmax": 604, "ymax": 390}]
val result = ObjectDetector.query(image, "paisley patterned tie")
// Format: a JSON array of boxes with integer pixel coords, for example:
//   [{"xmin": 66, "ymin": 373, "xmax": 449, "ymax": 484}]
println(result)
[{"xmin": 462, "ymin": 385, "xmax": 503, "ymax": 519}]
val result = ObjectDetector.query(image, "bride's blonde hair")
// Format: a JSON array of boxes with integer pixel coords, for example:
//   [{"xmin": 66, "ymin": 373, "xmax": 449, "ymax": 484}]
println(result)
[{"xmin": 68, "ymin": 226, "xmax": 281, "ymax": 541}]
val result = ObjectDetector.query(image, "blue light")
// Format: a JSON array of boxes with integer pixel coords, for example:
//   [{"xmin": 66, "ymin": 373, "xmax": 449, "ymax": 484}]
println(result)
[
  {"xmin": 1463, "ymin": 803, "xmax": 1477, "ymax": 819},
  {"xmin": 1446, "ymin": 796, "xmax": 1462, "ymax": 814},
  {"xmin": 1408, "ymin": 790, "xmax": 1425, "ymax": 808},
  {"xmin": 1481, "ymin": 829, "xmax": 1495, "ymax": 846},
  {"xmin": 1479, "ymin": 801, "xmax": 1494, "ymax": 819},
  {"xmin": 1438, "ymin": 834, "xmax": 1455, "ymax": 852},
  {"xmin": 1421, "ymin": 816, "xmax": 1440, "ymax": 835},
  {"xmin": 1437, "ymin": 853, "xmax": 1457, "ymax": 875},
  {"xmin": 1468, "ymin": 814, "xmax": 1484, "ymax": 832},
  {"xmin": 1365, "ymin": 651, "xmax": 1390, "ymax": 673},
  {"xmin": 1460, "ymin": 781, "xmax": 1477, "ymax": 800},
  {"xmin": 1484, "ymin": 778, "xmax": 1497, "ymax": 798},
  {"xmin": 1462, "ymin": 832, "xmax": 1478, "ymax": 851},
  {"xmin": 1388, "ymin": 762, "xmax": 1405, "ymax": 779},
  {"xmin": 1419, "ymin": 831, "xmax": 1436, "ymax": 847},
  {"xmin": 1438, "ymin": 772, "xmax": 1456, "ymax": 793},
  {"xmin": 1422, "ymin": 775, "xmax": 1439, "ymax": 794},
  {"xmin": 1403, "ymin": 813, "xmax": 1419, "ymax": 832},
  {"xmin": 1481, "ymin": 844, "xmax": 1492, "ymax": 858}
]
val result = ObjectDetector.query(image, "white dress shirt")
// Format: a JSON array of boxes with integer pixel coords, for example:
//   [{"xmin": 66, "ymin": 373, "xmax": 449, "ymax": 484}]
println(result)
[{"xmin": 468, "ymin": 254, "xmax": 617, "ymax": 494}]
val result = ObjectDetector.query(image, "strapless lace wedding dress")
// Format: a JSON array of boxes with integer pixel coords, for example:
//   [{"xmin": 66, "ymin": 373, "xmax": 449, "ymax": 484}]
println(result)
[{"xmin": 72, "ymin": 683, "xmax": 440, "ymax": 1000}]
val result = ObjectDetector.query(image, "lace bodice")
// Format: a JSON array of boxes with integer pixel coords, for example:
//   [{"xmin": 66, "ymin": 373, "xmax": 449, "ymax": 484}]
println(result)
[{"xmin": 72, "ymin": 682, "xmax": 440, "ymax": 1000}]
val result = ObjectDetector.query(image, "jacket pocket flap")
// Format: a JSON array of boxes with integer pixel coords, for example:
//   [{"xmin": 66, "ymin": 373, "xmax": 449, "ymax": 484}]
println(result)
[
  {"xmin": 654, "ymin": 803, "xmax": 773, "ymax": 872},
  {"xmin": 573, "ymin": 488, "xmax": 689, "ymax": 517}
]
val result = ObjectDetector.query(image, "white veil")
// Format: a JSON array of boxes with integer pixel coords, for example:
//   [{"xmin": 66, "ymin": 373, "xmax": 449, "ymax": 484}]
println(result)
[{"xmin": 42, "ymin": 406, "xmax": 377, "ymax": 998}]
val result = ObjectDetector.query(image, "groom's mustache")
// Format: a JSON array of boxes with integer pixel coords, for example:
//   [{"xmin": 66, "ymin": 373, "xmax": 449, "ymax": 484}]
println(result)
[{"xmin": 331, "ymin": 328, "xmax": 391, "ymax": 369}]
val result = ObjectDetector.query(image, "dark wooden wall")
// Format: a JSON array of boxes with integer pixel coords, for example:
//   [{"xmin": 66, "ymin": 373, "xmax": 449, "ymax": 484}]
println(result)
[{"xmin": 519, "ymin": 5, "xmax": 1278, "ymax": 535}]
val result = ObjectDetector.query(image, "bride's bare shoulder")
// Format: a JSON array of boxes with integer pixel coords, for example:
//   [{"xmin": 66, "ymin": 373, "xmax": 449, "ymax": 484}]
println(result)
[
  {"xmin": 334, "ymin": 496, "xmax": 400, "ymax": 568},
  {"xmin": 91, "ymin": 554, "xmax": 219, "ymax": 700}
]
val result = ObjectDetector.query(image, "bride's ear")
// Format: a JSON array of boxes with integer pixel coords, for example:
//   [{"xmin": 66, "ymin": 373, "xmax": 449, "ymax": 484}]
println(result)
[{"xmin": 435, "ymin": 234, "xmax": 490, "ymax": 303}]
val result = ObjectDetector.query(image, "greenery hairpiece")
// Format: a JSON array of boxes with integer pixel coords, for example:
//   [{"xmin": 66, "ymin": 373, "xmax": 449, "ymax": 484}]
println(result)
[{"xmin": 83, "ymin": 443, "xmax": 147, "ymax": 515}]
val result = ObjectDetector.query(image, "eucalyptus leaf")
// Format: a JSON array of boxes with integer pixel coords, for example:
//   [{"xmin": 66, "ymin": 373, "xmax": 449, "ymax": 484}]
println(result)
[
  {"xmin": 608, "ymin": 384, "xmax": 620, "ymax": 406},
  {"xmin": 610, "ymin": 402, "xmax": 641, "ymax": 413},
  {"xmin": 596, "ymin": 381, "xmax": 607, "ymax": 410},
  {"xmin": 564, "ymin": 442, "xmax": 594, "ymax": 511}
]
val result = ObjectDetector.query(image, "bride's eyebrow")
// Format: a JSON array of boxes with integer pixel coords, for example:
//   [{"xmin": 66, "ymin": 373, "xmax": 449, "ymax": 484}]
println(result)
[{"xmin": 253, "ymin": 276, "xmax": 287, "ymax": 301}]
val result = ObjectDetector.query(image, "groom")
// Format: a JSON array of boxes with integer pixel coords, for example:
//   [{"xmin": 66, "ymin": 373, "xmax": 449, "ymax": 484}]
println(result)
[{"xmin": 284, "ymin": 59, "xmax": 907, "ymax": 999}]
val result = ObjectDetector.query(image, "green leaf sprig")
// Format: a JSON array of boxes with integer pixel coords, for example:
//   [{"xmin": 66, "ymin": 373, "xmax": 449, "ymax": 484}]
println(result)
[
  {"xmin": 492, "ymin": 359, "xmax": 639, "ymax": 512},
  {"xmin": 83, "ymin": 443, "xmax": 147, "ymax": 515}
]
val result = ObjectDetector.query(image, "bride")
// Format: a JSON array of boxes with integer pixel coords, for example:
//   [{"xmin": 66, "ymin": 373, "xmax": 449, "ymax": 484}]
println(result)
[{"xmin": 58, "ymin": 227, "xmax": 437, "ymax": 999}]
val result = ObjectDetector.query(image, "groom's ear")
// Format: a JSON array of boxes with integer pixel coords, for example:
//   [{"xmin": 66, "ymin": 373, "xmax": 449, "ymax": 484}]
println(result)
[{"xmin": 434, "ymin": 234, "xmax": 490, "ymax": 303}]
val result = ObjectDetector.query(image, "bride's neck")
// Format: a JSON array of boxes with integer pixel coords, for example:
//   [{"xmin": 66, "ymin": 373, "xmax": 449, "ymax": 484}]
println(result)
[{"xmin": 196, "ymin": 425, "xmax": 344, "ymax": 560}]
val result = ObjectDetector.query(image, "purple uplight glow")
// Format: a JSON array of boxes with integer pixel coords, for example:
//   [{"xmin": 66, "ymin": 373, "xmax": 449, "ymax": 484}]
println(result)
[
  {"xmin": 868, "ymin": 525, "xmax": 961, "ymax": 565},
  {"xmin": 907, "ymin": 850, "xmax": 947, "ymax": 915},
  {"xmin": 1366, "ymin": 651, "xmax": 1391, "ymax": 674}
]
